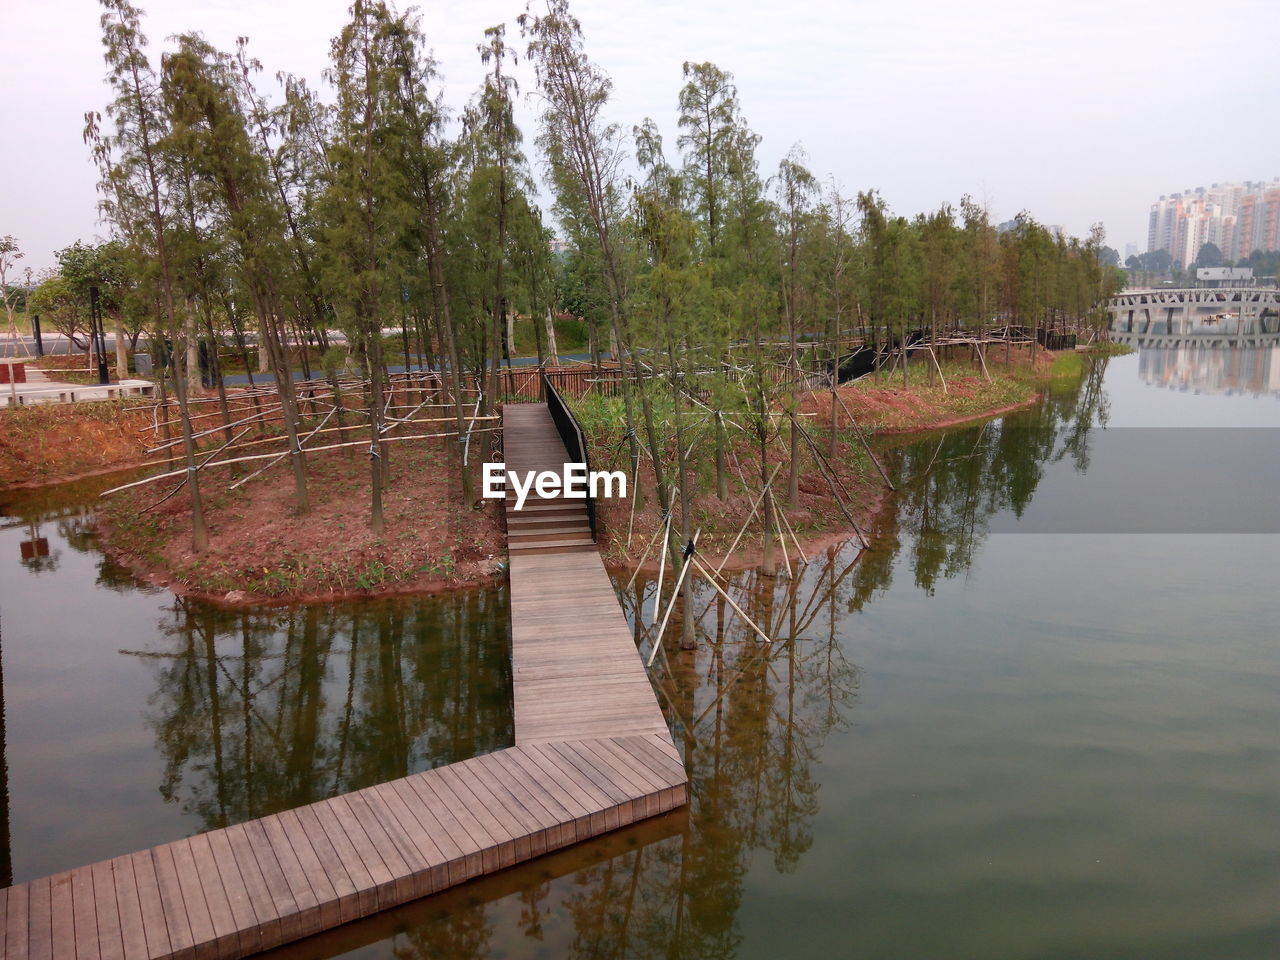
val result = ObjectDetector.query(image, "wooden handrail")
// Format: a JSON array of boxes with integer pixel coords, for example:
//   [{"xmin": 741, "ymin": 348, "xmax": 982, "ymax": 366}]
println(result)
[{"xmin": 541, "ymin": 373, "xmax": 597, "ymax": 541}]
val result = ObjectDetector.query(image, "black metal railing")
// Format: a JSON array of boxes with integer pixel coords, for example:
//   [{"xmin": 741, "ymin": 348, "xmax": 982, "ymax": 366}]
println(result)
[
  {"xmin": 542, "ymin": 373, "xmax": 597, "ymax": 542},
  {"xmin": 1036, "ymin": 329, "xmax": 1078, "ymax": 351}
]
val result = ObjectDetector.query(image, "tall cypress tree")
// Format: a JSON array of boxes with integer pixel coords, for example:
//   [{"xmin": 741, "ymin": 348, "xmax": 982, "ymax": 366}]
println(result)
[
  {"xmin": 520, "ymin": 0, "xmax": 666, "ymax": 512},
  {"xmin": 321, "ymin": 0, "xmax": 415, "ymax": 531},
  {"xmin": 161, "ymin": 33, "xmax": 312, "ymax": 513},
  {"xmin": 88, "ymin": 0, "xmax": 210, "ymax": 549}
]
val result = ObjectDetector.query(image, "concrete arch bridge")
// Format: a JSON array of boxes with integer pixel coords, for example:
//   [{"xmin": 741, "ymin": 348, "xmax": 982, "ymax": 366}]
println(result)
[{"xmin": 1107, "ymin": 287, "xmax": 1280, "ymax": 344}]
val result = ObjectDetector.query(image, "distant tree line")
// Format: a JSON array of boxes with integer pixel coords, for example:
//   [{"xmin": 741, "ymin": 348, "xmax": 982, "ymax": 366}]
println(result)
[{"xmin": 1125, "ymin": 242, "xmax": 1280, "ymax": 286}]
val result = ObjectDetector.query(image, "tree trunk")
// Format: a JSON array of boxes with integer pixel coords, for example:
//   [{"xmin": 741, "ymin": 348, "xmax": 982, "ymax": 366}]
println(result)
[
  {"xmin": 545, "ymin": 309, "xmax": 558, "ymax": 365},
  {"xmin": 365, "ymin": 320, "xmax": 386, "ymax": 535},
  {"xmin": 170, "ymin": 346, "xmax": 209, "ymax": 552},
  {"xmin": 185, "ymin": 310, "xmax": 202, "ymax": 389},
  {"xmin": 753, "ymin": 313, "xmax": 776, "ymax": 576},
  {"xmin": 258, "ymin": 298, "xmax": 310, "ymax": 514},
  {"xmin": 200, "ymin": 309, "xmax": 233, "ymax": 445},
  {"xmin": 421, "ymin": 179, "xmax": 475, "ymax": 507},
  {"xmin": 829, "ymin": 298, "xmax": 842, "ymax": 459},
  {"xmin": 676, "ymin": 353, "xmax": 696, "ymax": 651},
  {"xmin": 114, "ymin": 316, "xmax": 128, "ymax": 380},
  {"xmin": 714, "ymin": 410, "xmax": 728, "ymax": 500},
  {"xmin": 153, "ymin": 332, "xmax": 174, "ymax": 464}
]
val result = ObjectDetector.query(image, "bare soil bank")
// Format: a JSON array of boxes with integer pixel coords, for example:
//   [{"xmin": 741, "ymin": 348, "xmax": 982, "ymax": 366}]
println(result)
[
  {"xmin": 96, "ymin": 438, "xmax": 506, "ymax": 606},
  {"xmin": 14, "ymin": 348, "xmax": 1067, "ymax": 603}
]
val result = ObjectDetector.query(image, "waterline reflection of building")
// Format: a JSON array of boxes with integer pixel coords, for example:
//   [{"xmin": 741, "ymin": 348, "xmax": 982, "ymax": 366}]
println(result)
[{"xmin": 1137, "ymin": 342, "xmax": 1280, "ymax": 396}]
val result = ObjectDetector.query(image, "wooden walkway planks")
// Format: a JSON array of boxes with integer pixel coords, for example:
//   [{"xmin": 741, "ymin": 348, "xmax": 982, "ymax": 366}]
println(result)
[
  {"xmin": 501, "ymin": 404, "xmax": 669, "ymax": 745},
  {"xmin": 0, "ymin": 400, "xmax": 687, "ymax": 960},
  {"xmin": 508, "ymin": 549, "xmax": 670, "ymax": 744}
]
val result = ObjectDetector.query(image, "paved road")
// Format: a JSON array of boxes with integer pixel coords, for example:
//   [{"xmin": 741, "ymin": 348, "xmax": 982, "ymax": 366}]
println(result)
[
  {"xmin": 4, "ymin": 334, "xmax": 593, "ymax": 369},
  {"xmin": 1, "ymin": 333, "xmax": 93, "ymax": 357}
]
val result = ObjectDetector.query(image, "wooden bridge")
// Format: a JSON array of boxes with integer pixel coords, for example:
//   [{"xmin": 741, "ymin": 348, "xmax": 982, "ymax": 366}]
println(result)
[{"xmin": 0, "ymin": 392, "xmax": 686, "ymax": 959}]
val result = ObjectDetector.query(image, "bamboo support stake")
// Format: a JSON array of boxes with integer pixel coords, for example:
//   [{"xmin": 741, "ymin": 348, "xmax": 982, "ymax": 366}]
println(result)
[
  {"xmin": 624, "ymin": 518, "xmax": 667, "ymax": 590},
  {"xmin": 776, "ymin": 497, "xmax": 807, "ymax": 567},
  {"xmin": 624, "ymin": 477, "xmax": 638, "ymax": 552},
  {"xmin": 145, "ymin": 400, "xmax": 286, "ymax": 451},
  {"xmin": 100, "ymin": 427, "xmax": 501, "ymax": 497},
  {"xmin": 712, "ymin": 462, "xmax": 783, "ymax": 578},
  {"xmin": 228, "ymin": 406, "xmax": 336, "ymax": 491},
  {"xmin": 652, "ymin": 513, "xmax": 672, "ymax": 625},
  {"xmin": 462, "ymin": 390, "xmax": 483, "ymax": 466},
  {"xmin": 210, "ymin": 413, "xmax": 500, "ymax": 455},
  {"xmin": 833, "ymin": 389, "xmax": 895, "ymax": 491},
  {"xmin": 794, "ymin": 420, "xmax": 871, "ymax": 548},
  {"xmin": 976, "ymin": 341, "xmax": 992, "ymax": 381},
  {"xmin": 646, "ymin": 529, "xmax": 701, "ymax": 666},
  {"xmin": 140, "ymin": 423, "xmax": 258, "ymax": 514},
  {"xmin": 766, "ymin": 488, "xmax": 793, "ymax": 579},
  {"xmin": 925, "ymin": 345, "xmax": 948, "ymax": 393}
]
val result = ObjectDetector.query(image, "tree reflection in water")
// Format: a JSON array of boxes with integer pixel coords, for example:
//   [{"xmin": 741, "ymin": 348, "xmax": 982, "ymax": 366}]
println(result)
[
  {"xmin": 887, "ymin": 355, "xmax": 1110, "ymax": 593},
  {"xmin": 131, "ymin": 591, "xmax": 513, "ymax": 831}
]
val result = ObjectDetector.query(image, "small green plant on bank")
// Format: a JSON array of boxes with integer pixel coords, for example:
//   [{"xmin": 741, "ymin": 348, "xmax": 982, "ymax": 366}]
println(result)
[{"xmin": 1081, "ymin": 341, "xmax": 1134, "ymax": 357}]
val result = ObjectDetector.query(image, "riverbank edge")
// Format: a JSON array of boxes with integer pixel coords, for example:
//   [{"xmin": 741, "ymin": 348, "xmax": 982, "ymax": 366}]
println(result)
[
  {"xmin": 15, "ymin": 369, "xmax": 1050, "ymax": 608},
  {"xmin": 91, "ymin": 482, "xmax": 508, "ymax": 610},
  {"xmin": 3, "ymin": 458, "xmax": 159, "ymax": 492},
  {"xmin": 604, "ymin": 388, "xmax": 1043, "ymax": 577},
  {"xmin": 91, "ymin": 534, "xmax": 505, "ymax": 608}
]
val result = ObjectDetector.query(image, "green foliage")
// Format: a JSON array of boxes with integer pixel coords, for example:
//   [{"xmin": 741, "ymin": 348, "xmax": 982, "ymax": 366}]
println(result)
[
  {"xmin": 1242, "ymin": 248, "xmax": 1280, "ymax": 280},
  {"xmin": 1195, "ymin": 242, "xmax": 1223, "ymax": 268},
  {"xmin": 28, "ymin": 274, "xmax": 87, "ymax": 342},
  {"xmin": 1047, "ymin": 350, "xmax": 1083, "ymax": 381},
  {"xmin": 69, "ymin": 0, "xmax": 1124, "ymax": 400},
  {"xmin": 1125, "ymin": 248, "xmax": 1173, "ymax": 280}
]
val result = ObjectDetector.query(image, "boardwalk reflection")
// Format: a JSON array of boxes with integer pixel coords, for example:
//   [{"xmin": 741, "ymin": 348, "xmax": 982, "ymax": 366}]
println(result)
[{"xmin": 244, "ymin": 545, "xmax": 871, "ymax": 959}]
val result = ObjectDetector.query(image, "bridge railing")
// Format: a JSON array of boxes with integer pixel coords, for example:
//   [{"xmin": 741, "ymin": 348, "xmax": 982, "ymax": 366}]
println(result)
[{"xmin": 541, "ymin": 372, "xmax": 597, "ymax": 542}]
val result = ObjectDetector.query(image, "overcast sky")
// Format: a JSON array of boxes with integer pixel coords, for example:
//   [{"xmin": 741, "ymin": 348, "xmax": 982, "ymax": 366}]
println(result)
[{"xmin": 3, "ymin": 0, "xmax": 1278, "ymax": 275}]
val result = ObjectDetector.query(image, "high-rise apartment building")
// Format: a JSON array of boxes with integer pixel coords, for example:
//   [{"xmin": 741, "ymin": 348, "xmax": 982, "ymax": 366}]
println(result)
[{"xmin": 1147, "ymin": 180, "xmax": 1280, "ymax": 263}]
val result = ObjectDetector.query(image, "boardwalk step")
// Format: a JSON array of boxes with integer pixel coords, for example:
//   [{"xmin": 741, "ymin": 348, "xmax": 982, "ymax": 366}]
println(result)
[
  {"xmin": 504, "ymin": 497, "xmax": 588, "ymax": 512},
  {"xmin": 507, "ymin": 538, "xmax": 598, "ymax": 554},
  {"xmin": 507, "ymin": 526, "xmax": 592, "ymax": 543},
  {"xmin": 506, "ymin": 514, "xmax": 589, "ymax": 530},
  {"xmin": 506, "ymin": 511, "xmax": 589, "ymax": 526},
  {"xmin": 501, "ymin": 499, "xmax": 583, "ymax": 514}
]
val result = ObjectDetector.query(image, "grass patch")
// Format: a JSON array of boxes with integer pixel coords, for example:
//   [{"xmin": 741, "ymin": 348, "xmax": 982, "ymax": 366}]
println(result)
[
  {"xmin": 1046, "ymin": 351, "xmax": 1083, "ymax": 381},
  {"xmin": 511, "ymin": 316, "xmax": 592, "ymax": 358}
]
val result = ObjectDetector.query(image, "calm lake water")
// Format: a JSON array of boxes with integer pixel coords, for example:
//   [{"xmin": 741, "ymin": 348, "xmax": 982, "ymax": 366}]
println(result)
[{"xmin": 0, "ymin": 348, "xmax": 1276, "ymax": 958}]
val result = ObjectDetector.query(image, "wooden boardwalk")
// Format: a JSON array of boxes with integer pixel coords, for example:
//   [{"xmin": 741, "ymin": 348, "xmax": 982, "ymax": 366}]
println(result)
[
  {"xmin": 0, "ymin": 402, "xmax": 686, "ymax": 960},
  {"xmin": 503, "ymin": 404, "xmax": 671, "ymax": 745}
]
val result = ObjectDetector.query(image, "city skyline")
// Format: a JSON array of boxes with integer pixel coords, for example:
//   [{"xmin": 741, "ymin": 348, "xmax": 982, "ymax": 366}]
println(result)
[{"xmin": 1147, "ymin": 180, "xmax": 1280, "ymax": 266}]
